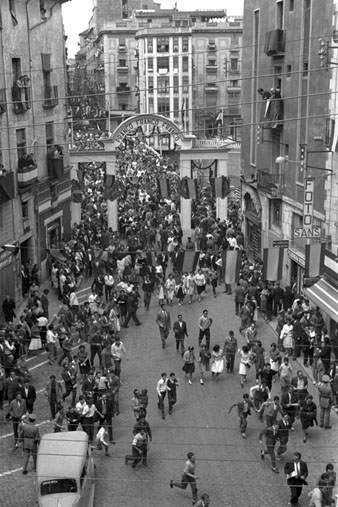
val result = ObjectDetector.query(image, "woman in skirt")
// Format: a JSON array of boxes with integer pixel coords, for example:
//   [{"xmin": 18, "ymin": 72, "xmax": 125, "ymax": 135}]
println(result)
[
  {"xmin": 182, "ymin": 346, "xmax": 196, "ymax": 384},
  {"xmin": 78, "ymin": 344, "xmax": 91, "ymax": 381},
  {"xmin": 211, "ymin": 344, "xmax": 224, "ymax": 381},
  {"xmin": 175, "ymin": 281, "xmax": 185, "ymax": 306},
  {"xmin": 28, "ymin": 320, "xmax": 42, "ymax": 356},
  {"xmin": 238, "ymin": 345, "xmax": 253, "ymax": 387}
]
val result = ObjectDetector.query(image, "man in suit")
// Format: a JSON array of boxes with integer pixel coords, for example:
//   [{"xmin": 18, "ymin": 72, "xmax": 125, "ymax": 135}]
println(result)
[
  {"xmin": 258, "ymin": 424, "xmax": 279, "ymax": 473},
  {"xmin": 45, "ymin": 375, "xmax": 64, "ymax": 419},
  {"xmin": 61, "ymin": 364, "xmax": 77, "ymax": 406},
  {"xmin": 9, "ymin": 392, "xmax": 27, "ymax": 448},
  {"xmin": 281, "ymin": 385, "xmax": 299, "ymax": 429},
  {"xmin": 284, "ymin": 451, "xmax": 308, "ymax": 505},
  {"xmin": 291, "ymin": 370, "xmax": 309, "ymax": 406},
  {"xmin": 172, "ymin": 314, "xmax": 188, "ymax": 355},
  {"xmin": 20, "ymin": 378, "xmax": 36, "ymax": 413},
  {"xmin": 156, "ymin": 304, "xmax": 171, "ymax": 349},
  {"xmin": 96, "ymin": 393, "xmax": 115, "ymax": 443}
]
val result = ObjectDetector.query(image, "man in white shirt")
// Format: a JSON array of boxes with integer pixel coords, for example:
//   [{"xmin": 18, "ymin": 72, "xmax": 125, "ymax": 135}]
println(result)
[
  {"xmin": 104, "ymin": 272, "xmax": 114, "ymax": 303},
  {"xmin": 156, "ymin": 372, "xmax": 167, "ymax": 420},
  {"xmin": 46, "ymin": 324, "xmax": 58, "ymax": 365},
  {"xmin": 111, "ymin": 337, "xmax": 128, "ymax": 377}
]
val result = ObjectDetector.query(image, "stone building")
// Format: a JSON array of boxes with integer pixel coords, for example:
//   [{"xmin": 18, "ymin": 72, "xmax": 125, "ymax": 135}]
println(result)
[{"xmin": 0, "ymin": 0, "xmax": 71, "ymax": 308}]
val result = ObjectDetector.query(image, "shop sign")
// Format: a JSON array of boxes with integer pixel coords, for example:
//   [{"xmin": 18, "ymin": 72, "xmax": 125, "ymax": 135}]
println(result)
[
  {"xmin": 322, "ymin": 248, "xmax": 338, "ymax": 284},
  {"xmin": 303, "ymin": 178, "xmax": 314, "ymax": 229},
  {"xmin": 273, "ymin": 240, "xmax": 290, "ymax": 248},
  {"xmin": 294, "ymin": 227, "xmax": 321, "ymax": 238}
]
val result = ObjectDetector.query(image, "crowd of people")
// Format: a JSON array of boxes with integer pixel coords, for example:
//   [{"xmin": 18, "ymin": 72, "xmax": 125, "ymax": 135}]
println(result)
[{"xmin": 0, "ymin": 140, "xmax": 337, "ymax": 506}]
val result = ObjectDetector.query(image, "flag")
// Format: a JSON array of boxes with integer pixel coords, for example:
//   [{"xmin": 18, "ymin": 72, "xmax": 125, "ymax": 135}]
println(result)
[
  {"xmin": 71, "ymin": 179, "xmax": 83, "ymax": 203},
  {"xmin": 210, "ymin": 176, "xmax": 231, "ymax": 199},
  {"xmin": 221, "ymin": 250, "xmax": 241, "ymax": 284},
  {"xmin": 179, "ymin": 178, "xmax": 198, "ymax": 200},
  {"xmin": 215, "ymin": 108, "xmax": 224, "ymax": 125},
  {"xmin": 305, "ymin": 243, "xmax": 323, "ymax": 278},
  {"xmin": 157, "ymin": 178, "xmax": 170, "ymax": 199},
  {"xmin": 175, "ymin": 251, "xmax": 200, "ymax": 273},
  {"xmin": 105, "ymin": 174, "xmax": 119, "ymax": 201},
  {"xmin": 262, "ymin": 248, "xmax": 284, "ymax": 281},
  {"xmin": 1, "ymin": 242, "xmax": 19, "ymax": 255},
  {"xmin": 146, "ymin": 251, "xmax": 156, "ymax": 267}
]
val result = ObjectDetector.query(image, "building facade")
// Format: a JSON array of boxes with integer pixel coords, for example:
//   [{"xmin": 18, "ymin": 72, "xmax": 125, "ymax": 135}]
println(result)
[
  {"xmin": 0, "ymin": 0, "xmax": 71, "ymax": 309},
  {"xmin": 241, "ymin": 0, "xmax": 338, "ymax": 296},
  {"xmin": 71, "ymin": 2, "xmax": 242, "ymax": 142}
]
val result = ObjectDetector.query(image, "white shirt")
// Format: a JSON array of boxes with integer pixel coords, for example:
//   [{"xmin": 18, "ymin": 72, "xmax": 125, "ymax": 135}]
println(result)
[
  {"xmin": 156, "ymin": 377, "xmax": 167, "ymax": 395},
  {"xmin": 104, "ymin": 275, "xmax": 114, "ymax": 287}
]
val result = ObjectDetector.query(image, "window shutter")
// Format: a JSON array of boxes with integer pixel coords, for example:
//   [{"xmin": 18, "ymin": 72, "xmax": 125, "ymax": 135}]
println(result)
[{"xmin": 41, "ymin": 54, "xmax": 51, "ymax": 71}]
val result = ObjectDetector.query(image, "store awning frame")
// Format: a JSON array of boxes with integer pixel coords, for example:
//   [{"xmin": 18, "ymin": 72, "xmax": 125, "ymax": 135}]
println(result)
[{"xmin": 305, "ymin": 277, "xmax": 338, "ymax": 322}]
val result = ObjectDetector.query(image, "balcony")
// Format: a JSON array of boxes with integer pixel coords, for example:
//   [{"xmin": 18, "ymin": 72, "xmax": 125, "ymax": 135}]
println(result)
[
  {"xmin": 117, "ymin": 64, "xmax": 129, "ymax": 73},
  {"xmin": 43, "ymin": 86, "xmax": 58, "ymax": 108},
  {"xmin": 257, "ymin": 170, "xmax": 285, "ymax": 197},
  {"xmin": 206, "ymin": 64, "xmax": 218, "ymax": 73},
  {"xmin": 205, "ymin": 84, "xmax": 219, "ymax": 93},
  {"xmin": 0, "ymin": 88, "xmax": 6, "ymax": 114},
  {"xmin": 17, "ymin": 155, "xmax": 38, "ymax": 193},
  {"xmin": 264, "ymin": 29, "xmax": 286, "ymax": 56},
  {"xmin": 208, "ymin": 43, "xmax": 216, "ymax": 51},
  {"xmin": 116, "ymin": 86, "xmax": 131, "ymax": 94},
  {"xmin": 118, "ymin": 45, "xmax": 126, "ymax": 52}
]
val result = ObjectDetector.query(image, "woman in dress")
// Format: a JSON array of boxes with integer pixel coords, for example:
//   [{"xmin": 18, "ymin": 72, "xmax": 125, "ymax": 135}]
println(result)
[
  {"xmin": 109, "ymin": 303, "xmax": 121, "ymax": 334},
  {"xmin": 182, "ymin": 346, "xmax": 196, "ymax": 384},
  {"xmin": 238, "ymin": 345, "xmax": 252, "ymax": 387},
  {"xmin": 211, "ymin": 344, "xmax": 224, "ymax": 381},
  {"xmin": 78, "ymin": 344, "xmax": 90, "ymax": 381},
  {"xmin": 28, "ymin": 319, "xmax": 42, "ymax": 356},
  {"xmin": 175, "ymin": 280, "xmax": 185, "ymax": 306},
  {"xmin": 165, "ymin": 274, "xmax": 176, "ymax": 305},
  {"xmin": 185, "ymin": 272, "xmax": 196, "ymax": 304},
  {"xmin": 194, "ymin": 269, "xmax": 206, "ymax": 302},
  {"xmin": 280, "ymin": 318, "xmax": 294, "ymax": 356}
]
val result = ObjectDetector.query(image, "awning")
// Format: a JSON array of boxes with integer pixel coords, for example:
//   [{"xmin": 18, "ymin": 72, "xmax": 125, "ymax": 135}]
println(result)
[
  {"xmin": 46, "ymin": 249, "xmax": 68, "ymax": 265},
  {"xmin": 305, "ymin": 277, "xmax": 338, "ymax": 323}
]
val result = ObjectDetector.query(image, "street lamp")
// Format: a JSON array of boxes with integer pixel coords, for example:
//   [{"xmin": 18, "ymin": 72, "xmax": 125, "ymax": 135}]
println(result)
[{"xmin": 275, "ymin": 155, "xmax": 333, "ymax": 173}]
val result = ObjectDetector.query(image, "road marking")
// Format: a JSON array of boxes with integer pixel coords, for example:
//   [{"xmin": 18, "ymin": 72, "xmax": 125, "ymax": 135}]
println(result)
[
  {"xmin": 0, "ymin": 467, "xmax": 23, "ymax": 477},
  {"xmin": 0, "ymin": 419, "xmax": 50, "ymax": 440}
]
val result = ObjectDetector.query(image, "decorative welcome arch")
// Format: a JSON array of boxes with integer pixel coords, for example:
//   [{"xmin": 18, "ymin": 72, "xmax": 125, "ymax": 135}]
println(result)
[{"xmin": 111, "ymin": 113, "xmax": 185, "ymax": 149}]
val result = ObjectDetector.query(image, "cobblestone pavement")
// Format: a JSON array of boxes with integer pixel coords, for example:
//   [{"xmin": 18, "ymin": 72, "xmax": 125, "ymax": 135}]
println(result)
[{"xmin": 1, "ymin": 282, "xmax": 337, "ymax": 507}]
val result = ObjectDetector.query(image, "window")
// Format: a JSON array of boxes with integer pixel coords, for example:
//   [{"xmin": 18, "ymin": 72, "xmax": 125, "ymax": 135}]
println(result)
[
  {"xmin": 22, "ymin": 201, "xmax": 29, "ymax": 220},
  {"xmin": 182, "ymin": 57, "xmax": 189, "ymax": 72},
  {"xmin": 158, "ymin": 98, "xmax": 170, "ymax": 115},
  {"xmin": 158, "ymin": 77, "xmax": 169, "ymax": 94},
  {"xmin": 276, "ymin": 1, "xmax": 284, "ymax": 30},
  {"xmin": 157, "ymin": 37, "xmax": 169, "ymax": 52},
  {"xmin": 173, "ymin": 56, "xmax": 178, "ymax": 71},
  {"xmin": 118, "ymin": 59, "xmax": 126, "ymax": 67},
  {"xmin": 274, "ymin": 65, "xmax": 282, "ymax": 89},
  {"xmin": 173, "ymin": 37, "xmax": 179, "ymax": 52},
  {"xmin": 182, "ymin": 37, "xmax": 188, "ymax": 52},
  {"xmin": 157, "ymin": 57, "xmax": 169, "ymax": 72},
  {"xmin": 119, "ymin": 38, "xmax": 126, "ymax": 51},
  {"xmin": 303, "ymin": 61, "xmax": 309, "ymax": 76},
  {"xmin": 230, "ymin": 80, "xmax": 239, "ymax": 87},
  {"xmin": 149, "ymin": 98, "xmax": 154, "ymax": 114},
  {"xmin": 286, "ymin": 64, "xmax": 291, "ymax": 77},
  {"xmin": 45, "ymin": 121, "xmax": 54, "ymax": 147},
  {"xmin": 147, "ymin": 40, "xmax": 153, "ymax": 52},
  {"xmin": 173, "ymin": 76, "xmax": 179, "ymax": 93},
  {"xmin": 230, "ymin": 58, "xmax": 238, "ymax": 71},
  {"xmin": 174, "ymin": 97, "xmax": 179, "ymax": 116},
  {"xmin": 148, "ymin": 58, "xmax": 153, "ymax": 71},
  {"xmin": 16, "ymin": 128, "xmax": 26, "ymax": 160},
  {"xmin": 40, "ymin": 0, "xmax": 46, "ymax": 15},
  {"xmin": 231, "ymin": 35, "xmax": 239, "ymax": 46},
  {"xmin": 183, "ymin": 76, "xmax": 189, "ymax": 93},
  {"xmin": 270, "ymin": 199, "xmax": 282, "ymax": 227},
  {"xmin": 12, "ymin": 58, "xmax": 21, "ymax": 83},
  {"xmin": 289, "ymin": 0, "xmax": 294, "ymax": 11},
  {"xmin": 148, "ymin": 77, "xmax": 153, "ymax": 92}
]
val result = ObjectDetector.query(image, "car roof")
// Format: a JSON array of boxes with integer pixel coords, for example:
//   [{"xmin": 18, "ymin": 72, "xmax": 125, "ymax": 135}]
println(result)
[{"xmin": 36, "ymin": 431, "xmax": 89, "ymax": 483}]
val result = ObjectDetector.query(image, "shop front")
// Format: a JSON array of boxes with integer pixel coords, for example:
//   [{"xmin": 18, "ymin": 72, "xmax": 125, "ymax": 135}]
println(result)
[{"xmin": 305, "ymin": 248, "xmax": 338, "ymax": 337}]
